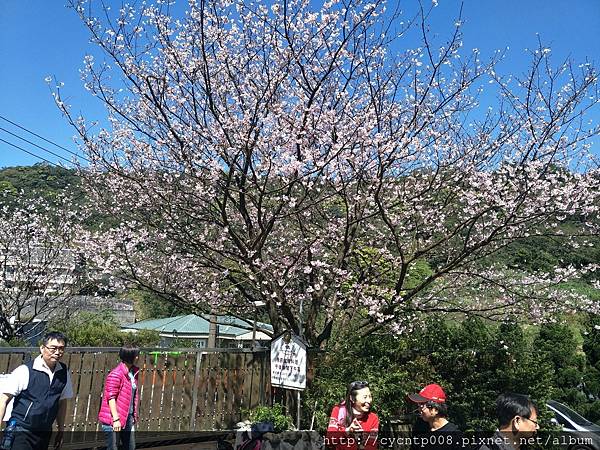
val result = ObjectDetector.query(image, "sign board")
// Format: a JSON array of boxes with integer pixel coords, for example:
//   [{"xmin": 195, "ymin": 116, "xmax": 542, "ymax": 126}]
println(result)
[{"xmin": 270, "ymin": 332, "xmax": 307, "ymax": 390}]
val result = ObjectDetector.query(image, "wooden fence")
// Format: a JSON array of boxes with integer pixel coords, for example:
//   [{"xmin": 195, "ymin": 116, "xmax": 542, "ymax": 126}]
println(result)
[{"xmin": 0, "ymin": 347, "xmax": 271, "ymax": 438}]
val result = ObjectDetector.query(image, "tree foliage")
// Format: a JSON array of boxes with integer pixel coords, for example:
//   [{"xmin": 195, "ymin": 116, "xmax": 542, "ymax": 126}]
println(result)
[
  {"xmin": 55, "ymin": 0, "xmax": 600, "ymax": 347},
  {"xmin": 0, "ymin": 191, "xmax": 86, "ymax": 341},
  {"xmin": 129, "ymin": 288, "xmax": 189, "ymax": 322},
  {"xmin": 305, "ymin": 318, "xmax": 600, "ymax": 432}
]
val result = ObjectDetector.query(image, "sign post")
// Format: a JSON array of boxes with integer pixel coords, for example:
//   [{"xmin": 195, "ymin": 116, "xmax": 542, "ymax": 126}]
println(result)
[{"xmin": 270, "ymin": 332, "xmax": 307, "ymax": 429}]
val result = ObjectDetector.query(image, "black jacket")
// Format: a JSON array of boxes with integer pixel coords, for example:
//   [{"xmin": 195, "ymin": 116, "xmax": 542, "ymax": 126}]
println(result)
[
  {"xmin": 411, "ymin": 419, "xmax": 465, "ymax": 450},
  {"xmin": 10, "ymin": 360, "xmax": 68, "ymax": 431}
]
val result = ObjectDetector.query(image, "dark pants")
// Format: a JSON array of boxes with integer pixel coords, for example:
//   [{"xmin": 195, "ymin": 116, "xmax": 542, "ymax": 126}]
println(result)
[
  {"xmin": 101, "ymin": 415, "xmax": 135, "ymax": 450},
  {"xmin": 10, "ymin": 426, "xmax": 51, "ymax": 450}
]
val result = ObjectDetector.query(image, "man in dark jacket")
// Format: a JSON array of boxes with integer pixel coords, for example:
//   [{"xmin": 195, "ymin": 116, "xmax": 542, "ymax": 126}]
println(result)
[
  {"xmin": 0, "ymin": 331, "xmax": 73, "ymax": 449},
  {"xmin": 477, "ymin": 393, "xmax": 539, "ymax": 450}
]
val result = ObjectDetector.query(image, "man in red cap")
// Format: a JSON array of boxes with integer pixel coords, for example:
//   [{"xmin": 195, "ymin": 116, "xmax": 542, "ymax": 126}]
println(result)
[{"xmin": 408, "ymin": 383, "xmax": 463, "ymax": 450}]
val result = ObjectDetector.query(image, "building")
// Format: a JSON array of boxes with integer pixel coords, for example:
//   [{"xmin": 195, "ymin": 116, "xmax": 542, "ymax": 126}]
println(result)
[
  {"xmin": 121, "ymin": 314, "xmax": 273, "ymax": 348},
  {"xmin": 2, "ymin": 247, "xmax": 83, "ymax": 295}
]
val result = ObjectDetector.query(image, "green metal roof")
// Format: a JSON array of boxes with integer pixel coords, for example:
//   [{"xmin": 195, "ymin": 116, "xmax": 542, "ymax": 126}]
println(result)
[{"xmin": 122, "ymin": 314, "xmax": 272, "ymax": 336}]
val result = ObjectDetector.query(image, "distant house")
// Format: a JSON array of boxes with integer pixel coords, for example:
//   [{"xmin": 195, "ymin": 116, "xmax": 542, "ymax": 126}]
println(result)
[
  {"xmin": 64, "ymin": 295, "xmax": 135, "ymax": 325},
  {"xmin": 121, "ymin": 314, "xmax": 273, "ymax": 348},
  {"xmin": 5, "ymin": 244, "xmax": 135, "ymax": 328},
  {"xmin": 3, "ymin": 247, "xmax": 82, "ymax": 295},
  {"xmin": 22, "ymin": 295, "xmax": 136, "ymax": 326}
]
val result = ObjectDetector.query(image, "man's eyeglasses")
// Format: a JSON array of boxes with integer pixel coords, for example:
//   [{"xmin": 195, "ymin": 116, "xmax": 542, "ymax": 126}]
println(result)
[
  {"xmin": 44, "ymin": 345, "xmax": 65, "ymax": 354},
  {"xmin": 518, "ymin": 416, "xmax": 539, "ymax": 426}
]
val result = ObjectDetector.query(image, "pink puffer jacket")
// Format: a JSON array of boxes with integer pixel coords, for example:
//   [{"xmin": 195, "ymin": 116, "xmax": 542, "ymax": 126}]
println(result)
[{"xmin": 98, "ymin": 362, "xmax": 140, "ymax": 426}]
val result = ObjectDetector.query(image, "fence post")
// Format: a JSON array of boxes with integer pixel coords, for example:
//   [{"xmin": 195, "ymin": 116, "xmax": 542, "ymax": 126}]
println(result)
[
  {"xmin": 190, "ymin": 350, "xmax": 204, "ymax": 430},
  {"xmin": 208, "ymin": 313, "xmax": 218, "ymax": 347},
  {"xmin": 260, "ymin": 351, "xmax": 268, "ymax": 406}
]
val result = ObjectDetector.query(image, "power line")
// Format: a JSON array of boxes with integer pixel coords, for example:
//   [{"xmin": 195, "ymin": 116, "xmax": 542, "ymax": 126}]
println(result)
[
  {"xmin": 0, "ymin": 114, "xmax": 90, "ymax": 163},
  {"xmin": 0, "ymin": 127, "xmax": 74, "ymax": 165},
  {"xmin": 0, "ymin": 138, "xmax": 59, "ymax": 167}
]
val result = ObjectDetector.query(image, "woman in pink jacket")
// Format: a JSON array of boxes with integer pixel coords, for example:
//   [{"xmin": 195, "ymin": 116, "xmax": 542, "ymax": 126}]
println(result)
[{"xmin": 98, "ymin": 345, "xmax": 140, "ymax": 450}]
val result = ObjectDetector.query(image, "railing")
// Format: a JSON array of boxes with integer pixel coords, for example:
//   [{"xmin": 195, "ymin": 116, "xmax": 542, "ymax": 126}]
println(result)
[{"xmin": 0, "ymin": 347, "xmax": 272, "ymax": 445}]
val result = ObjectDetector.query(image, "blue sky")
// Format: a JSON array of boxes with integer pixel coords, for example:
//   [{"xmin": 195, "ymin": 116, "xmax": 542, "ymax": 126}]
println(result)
[{"xmin": 0, "ymin": 0, "xmax": 599, "ymax": 168}]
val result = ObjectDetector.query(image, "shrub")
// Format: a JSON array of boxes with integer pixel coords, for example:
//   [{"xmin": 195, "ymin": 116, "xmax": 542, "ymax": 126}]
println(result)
[
  {"xmin": 122, "ymin": 329, "xmax": 161, "ymax": 347},
  {"xmin": 248, "ymin": 403, "xmax": 294, "ymax": 433},
  {"xmin": 49, "ymin": 310, "xmax": 160, "ymax": 347}
]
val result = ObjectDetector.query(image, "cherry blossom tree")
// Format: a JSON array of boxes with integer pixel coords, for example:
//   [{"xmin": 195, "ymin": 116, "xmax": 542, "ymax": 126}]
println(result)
[
  {"xmin": 57, "ymin": 0, "xmax": 600, "ymax": 347},
  {"xmin": 0, "ymin": 193, "xmax": 85, "ymax": 342}
]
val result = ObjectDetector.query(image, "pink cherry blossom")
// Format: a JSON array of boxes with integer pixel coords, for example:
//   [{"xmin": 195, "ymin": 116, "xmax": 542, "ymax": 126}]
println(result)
[{"xmin": 54, "ymin": 0, "xmax": 600, "ymax": 347}]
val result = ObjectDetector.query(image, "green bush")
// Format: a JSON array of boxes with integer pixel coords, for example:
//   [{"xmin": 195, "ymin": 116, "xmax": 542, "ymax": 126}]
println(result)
[
  {"xmin": 0, "ymin": 336, "xmax": 29, "ymax": 347},
  {"xmin": 248, "ymin": 403, "xmax": 294, "ymax": 432},
  {"xmin": 123, "ymin": 329, "xmax": 161, "ymax": 347},
  {"xmin": 49, "ymin": 310, "xmax": 160, "ymax": 347},
  {"xmin": 50, "ymin": 310, "xmax": 122, "ymax": 346}
]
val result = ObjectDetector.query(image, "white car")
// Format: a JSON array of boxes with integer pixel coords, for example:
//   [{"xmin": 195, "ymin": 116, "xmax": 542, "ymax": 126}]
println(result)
[{"xmin": 547, "ymin": 400, "xmax": 600, "ymax": 450}]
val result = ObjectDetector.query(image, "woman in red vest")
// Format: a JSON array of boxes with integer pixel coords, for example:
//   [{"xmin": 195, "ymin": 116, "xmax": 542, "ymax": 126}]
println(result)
[{"xmin": 327, "ymin": 380, "xmax": 379, "ymax": 450}]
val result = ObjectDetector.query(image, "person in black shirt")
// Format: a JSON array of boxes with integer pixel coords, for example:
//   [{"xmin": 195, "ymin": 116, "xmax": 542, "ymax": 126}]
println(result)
[{"xmin": 408, "ymin": 384, "xmax": 464, "ymax": 450}]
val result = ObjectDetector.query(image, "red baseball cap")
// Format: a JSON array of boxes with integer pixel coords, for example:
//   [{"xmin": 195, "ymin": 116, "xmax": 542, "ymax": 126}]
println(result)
[{"xmin": 408, "ymin": 383, "xmax": 447, "ymax": 403}]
